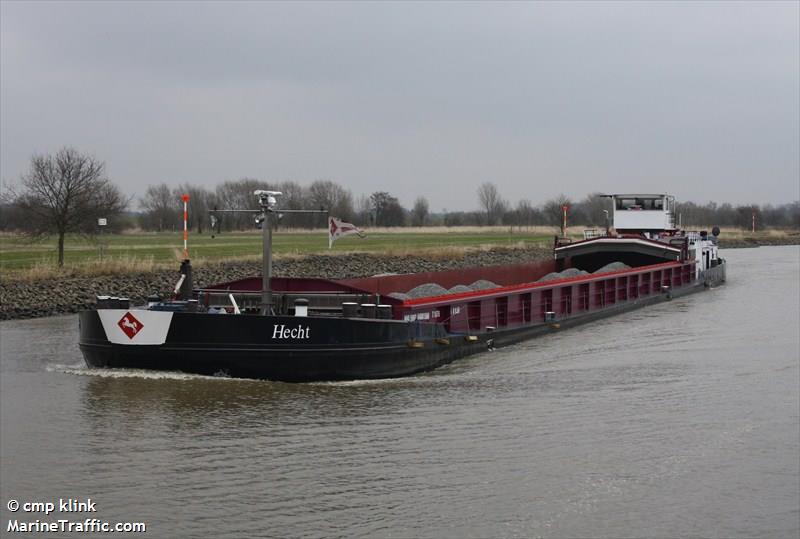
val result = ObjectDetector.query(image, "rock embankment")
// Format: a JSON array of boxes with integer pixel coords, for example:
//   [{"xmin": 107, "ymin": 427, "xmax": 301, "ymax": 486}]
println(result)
[
  {"xmin": 2, "ymin": 237, "xmax": 797, "ymax": 321},
  {"xmin": 0, "ymin": 247, "xmax": 551, "ymax": 321}
]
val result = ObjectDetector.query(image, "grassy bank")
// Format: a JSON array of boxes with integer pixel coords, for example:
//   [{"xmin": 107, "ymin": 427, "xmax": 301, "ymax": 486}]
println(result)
[
  {"xmin": 2, "ymin": 226, "xmax": 796, "ymax": 282},
  {"xmin": 0, "ymin": 227, "xmax": 556, "ymax": 280}
]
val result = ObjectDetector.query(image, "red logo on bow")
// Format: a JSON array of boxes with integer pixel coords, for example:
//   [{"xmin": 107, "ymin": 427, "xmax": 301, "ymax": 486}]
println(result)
[{"xmin": 117, "ymin": 312, "xmax": 143, "ymax": 339}]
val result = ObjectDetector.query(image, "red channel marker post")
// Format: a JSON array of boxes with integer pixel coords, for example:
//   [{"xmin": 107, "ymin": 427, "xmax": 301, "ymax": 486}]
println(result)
[{"xmin": 181, "ymin": 194, "xmax": 190, "ymax": 258}]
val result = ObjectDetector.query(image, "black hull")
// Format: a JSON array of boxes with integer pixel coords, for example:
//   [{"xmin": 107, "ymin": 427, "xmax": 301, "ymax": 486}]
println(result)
[{"xmin": 79, "ymin": 278, "xmax": 712, "ymax": 382}]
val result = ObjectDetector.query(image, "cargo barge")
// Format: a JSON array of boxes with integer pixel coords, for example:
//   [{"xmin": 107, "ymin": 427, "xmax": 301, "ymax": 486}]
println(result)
[{"xmin": 79, "ymin": 193, "xmax": 726, "ymax": 381}]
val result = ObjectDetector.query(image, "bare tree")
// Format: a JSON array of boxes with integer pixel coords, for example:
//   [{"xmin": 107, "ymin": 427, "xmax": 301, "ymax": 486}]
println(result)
[
  {"xmin": 370, "ymin": 191, "xmax": 406, "ymax": 226},
  {"xmin": 735, "ymin": 205, "xmax": 762, "ymax": 231},
  {"xmin": 0, "ymin": 199, "xmax": 27, "ymax": 231},
  {"xmin": 542, "ymin": 194, "xmax": 573, "ymax": 231},
  {"xmin": 214, "ymin": 178, "xmax": 265, "ymax": 230},
  {"xmin": 353, "ymin": 194, "xmax": 373, "ymax": 226},
  {"xmin": 13, "ymin": 147, "xmax": 128, "ymax": 266},
  {"xmin": 309, "ymin": 180, "xmax": 354, "ymax": 221},
  {"xmin": 575, "ymin": 192, "xmax": 612, "ymax": 227},
  {"xmin": 139, "ymin": 183, "xmax": 179, "ymax": 231},
  {"xmin": 275, "ymin": 180, "xmax": 314, "ymax": 228},
  {"xmin": 514, "ymin": 199, "xmax": 537, "ymax": 229},
  {"xmin": 477, "ymin": 182, "xmax": 506, "ymax": 226},
  {"xmin": 411, "ymin": 196, "xmax": 430, "ymax": 227}
]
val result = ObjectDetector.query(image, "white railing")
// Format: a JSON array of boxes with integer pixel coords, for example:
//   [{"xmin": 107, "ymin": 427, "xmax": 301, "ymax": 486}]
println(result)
[{"xmin": 685, "ymin": 231, "xmax": 702, "ymax": 243}]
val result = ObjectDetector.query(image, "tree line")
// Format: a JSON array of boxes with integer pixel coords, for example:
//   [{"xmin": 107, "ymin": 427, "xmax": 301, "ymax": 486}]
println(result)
[
  {"xmin": 2, "ymin": 148, "xmax": 798, "ymax": 265},
  {"xmin": 137, "ymin": 179, "xmax": 419, "ymax": 233},
  {"xmin": 129, "ymin": 180, "xmax": 800, "ymax": 233}
]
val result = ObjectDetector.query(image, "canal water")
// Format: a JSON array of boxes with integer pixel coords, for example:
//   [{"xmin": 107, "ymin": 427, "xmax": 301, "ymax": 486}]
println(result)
[{"xmin": 1, "ymin": 246, "xmax": 798, "ymax": 538}]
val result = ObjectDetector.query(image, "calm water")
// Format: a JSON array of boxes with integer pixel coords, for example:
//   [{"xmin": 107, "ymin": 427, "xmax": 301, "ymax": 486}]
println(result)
[{"xmin": 1, "ymin": 246, "xmax": 798, "ymax": 538}]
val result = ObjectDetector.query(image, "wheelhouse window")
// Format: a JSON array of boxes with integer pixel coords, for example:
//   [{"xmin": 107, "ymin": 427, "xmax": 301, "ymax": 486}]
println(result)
[{"xmin": 616, "ymin": 197, "xmax": 664, "ymax": 211}]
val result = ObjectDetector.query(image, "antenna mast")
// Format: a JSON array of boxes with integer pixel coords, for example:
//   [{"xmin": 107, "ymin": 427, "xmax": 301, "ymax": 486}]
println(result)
[{"xmin": 212, "ymin": 191, "xmax": 327, "ymax": 315}]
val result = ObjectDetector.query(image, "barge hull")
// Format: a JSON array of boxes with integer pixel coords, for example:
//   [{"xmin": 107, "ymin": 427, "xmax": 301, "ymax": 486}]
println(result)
[{"xmin": 79, "ymin": 276, "xmax": 714, "ymax": 382}]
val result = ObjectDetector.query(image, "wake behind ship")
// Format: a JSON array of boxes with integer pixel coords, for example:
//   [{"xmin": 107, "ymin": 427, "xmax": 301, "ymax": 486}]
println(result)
[{"xmin": 79, "ymin": 193, "xmax": 726, "ymax": 381}]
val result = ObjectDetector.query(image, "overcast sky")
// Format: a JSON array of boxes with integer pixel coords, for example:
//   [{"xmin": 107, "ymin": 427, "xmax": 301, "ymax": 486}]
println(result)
[{"xmin": 2, "ymin": 0, "xmax": 798, "ymax": 211}]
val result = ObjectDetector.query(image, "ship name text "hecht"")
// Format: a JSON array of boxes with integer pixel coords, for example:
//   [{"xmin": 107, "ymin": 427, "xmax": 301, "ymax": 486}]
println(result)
[{"xmin": 272, "ymin": 324, "xmax": 311, "ymax": 339}]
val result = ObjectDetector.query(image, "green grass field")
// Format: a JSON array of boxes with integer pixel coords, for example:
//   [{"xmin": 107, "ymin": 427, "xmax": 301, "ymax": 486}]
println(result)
[
  {"xmin": 5, "ymin": 226, "xmax": 790, "ymax": 279},
  {"xmin": 0, "ymin": 228, "xmax": 556, "ymax": 274}
]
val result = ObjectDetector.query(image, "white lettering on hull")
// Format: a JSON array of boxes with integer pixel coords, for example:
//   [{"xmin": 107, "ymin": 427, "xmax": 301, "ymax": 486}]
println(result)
[
  {"xmin": 403, "ymin": 310, "xmax": 440, "ymax": 322},
  {"xmin": 272, "ymin": 324, "xmax": 311, "ymax": 340}
]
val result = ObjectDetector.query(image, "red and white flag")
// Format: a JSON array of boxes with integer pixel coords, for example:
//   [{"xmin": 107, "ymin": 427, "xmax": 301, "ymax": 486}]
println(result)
[{"xmin": 329, "ymin": 216, "xmax": 365, "ymax": 248}]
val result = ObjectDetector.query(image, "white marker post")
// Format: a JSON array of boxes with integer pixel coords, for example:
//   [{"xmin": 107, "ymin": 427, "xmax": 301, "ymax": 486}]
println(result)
[{"xmin": 181, "ymin": 194, "xmax": 190, "ymax": 259}]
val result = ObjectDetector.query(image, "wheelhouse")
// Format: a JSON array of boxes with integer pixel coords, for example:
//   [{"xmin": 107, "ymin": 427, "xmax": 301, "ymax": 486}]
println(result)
[{"xmin": 605, "ymin": 193, "xmax": 677, "ymax": 234}]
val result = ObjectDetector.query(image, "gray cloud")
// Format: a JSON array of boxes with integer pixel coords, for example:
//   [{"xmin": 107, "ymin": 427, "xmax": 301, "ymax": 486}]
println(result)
[{"xmin": 2, "ymin": 0, "xmax": 798, "ymax": 210}]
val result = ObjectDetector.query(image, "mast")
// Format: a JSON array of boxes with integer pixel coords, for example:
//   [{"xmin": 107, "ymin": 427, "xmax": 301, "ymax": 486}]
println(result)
[
  {"xmin": 253, "ymin": 191, "xmax": 326, "ymax": 315},
  {"xmin": 255, "ymin": 191, "xmax": 277, "ymax": 315},
  {"xmin": 211, "ymin": 190, "xmax": 327, "ymax": 315}
]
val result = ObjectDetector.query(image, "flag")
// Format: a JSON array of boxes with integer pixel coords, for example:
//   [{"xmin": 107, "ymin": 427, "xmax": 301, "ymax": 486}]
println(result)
[{"xmin": 329, "ymin": 216, "xmax": 366, "ymax": 248}]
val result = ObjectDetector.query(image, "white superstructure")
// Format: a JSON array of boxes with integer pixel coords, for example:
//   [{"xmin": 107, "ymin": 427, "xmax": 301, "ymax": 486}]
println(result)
[
  {"xmin": 687, "ymin": 230, "xmax": 722, "ymax": 279},
  {"xmin": 599, "ymin": 194, "xmax": 721, "ymax": 280},
  {"xmin": 606, "ymin": 194, "xmax": 677, "ymax": 232}
]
